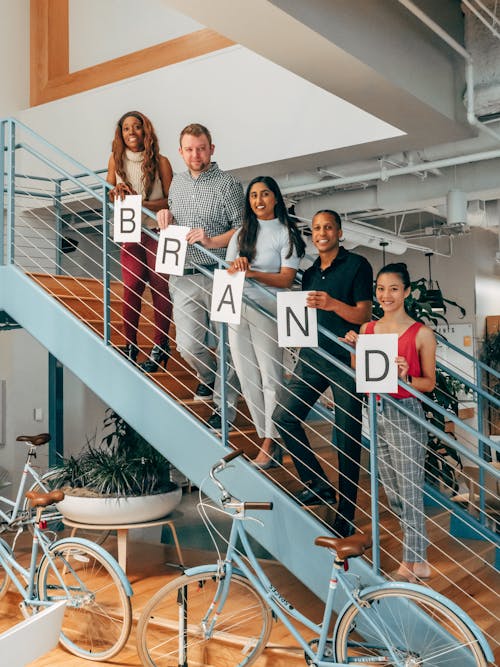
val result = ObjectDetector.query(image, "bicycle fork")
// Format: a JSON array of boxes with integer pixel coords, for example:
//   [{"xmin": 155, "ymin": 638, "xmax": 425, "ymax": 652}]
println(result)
[{"xmin": 177, "ymin": 563, "xmax": 232, "ymax": 664}]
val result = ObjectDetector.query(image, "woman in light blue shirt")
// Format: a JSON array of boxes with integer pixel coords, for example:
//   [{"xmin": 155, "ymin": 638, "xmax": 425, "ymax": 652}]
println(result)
[{"xmin": 227, "ymin": 176, "xmax": 305, "ymax": 468}]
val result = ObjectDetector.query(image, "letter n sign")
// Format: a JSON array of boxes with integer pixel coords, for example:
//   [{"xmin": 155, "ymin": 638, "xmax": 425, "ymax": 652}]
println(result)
[
  {"xmin": 277, "ymin": 292, "xmax": 318, "ymax": 348},
  {"xmin": 355, "ymin": 333, "xmax": 398, "ymax": 393}
]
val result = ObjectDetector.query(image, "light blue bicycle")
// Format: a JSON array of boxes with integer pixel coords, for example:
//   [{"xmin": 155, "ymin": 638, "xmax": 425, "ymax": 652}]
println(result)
[
  {"xmin": 136, "ymin": 450, "xmax": 493, "ymax": 667},
  {"xmin": 0, "ymin": 488, "xmax": 133, "ymax": 660}
]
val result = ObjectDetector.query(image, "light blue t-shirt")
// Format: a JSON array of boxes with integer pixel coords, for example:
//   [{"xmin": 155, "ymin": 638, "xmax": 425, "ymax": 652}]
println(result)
[{"xmin": 226, "ymin": 218, "xmax": 300, "ymax": 309}]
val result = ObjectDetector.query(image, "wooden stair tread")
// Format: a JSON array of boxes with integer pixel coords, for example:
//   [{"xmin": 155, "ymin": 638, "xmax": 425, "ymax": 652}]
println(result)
[{"xmin": 25, "ymin": 274, "xmax": 500, "ymax": 655}]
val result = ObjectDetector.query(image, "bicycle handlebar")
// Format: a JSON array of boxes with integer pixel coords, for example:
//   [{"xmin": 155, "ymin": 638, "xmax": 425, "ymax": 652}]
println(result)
[
  {"xmin": 222, "ymin": 449, "xmax": 243, "ymax": 463},
  {"xmin": 243, "ymin": 502, "xmax": 273, "ymax": 511},
  {"xmin": 210, "ymin": 450, "xmax": 273, "ymax": 511}
]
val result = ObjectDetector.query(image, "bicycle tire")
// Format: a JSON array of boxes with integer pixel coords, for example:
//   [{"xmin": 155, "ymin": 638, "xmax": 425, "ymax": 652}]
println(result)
[
  {"xmin": 334, "ymin": 586, "xmax": 488, "ymax": 666},
  {"xmin": 0, "ymin": 537, "xmax": 12, "ymax": 601},
  {"xmin": 25, "ymin": 471, "xmax": 110, "ymax": 545},
  {"xmin": 137, "ymin": 570, "xmax": 273, "ymax": 667},
  {"xmin": 37, "ymin": 539, "xmax": 132, "ymax": 660}
]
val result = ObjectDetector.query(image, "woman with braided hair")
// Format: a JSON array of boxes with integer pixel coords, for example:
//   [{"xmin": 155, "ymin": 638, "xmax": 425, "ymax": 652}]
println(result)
[{"xmin": 107, "ymin": 111, "xmax": 173, "ymax": 371}]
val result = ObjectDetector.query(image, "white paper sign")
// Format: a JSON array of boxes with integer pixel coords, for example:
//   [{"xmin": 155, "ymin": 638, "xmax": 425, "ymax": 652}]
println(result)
[
  {"xmin": 113, "ymin": 194, "xmax": 142, "ymax": 242},
  {"xmin": 356, "ymin": 333, "xmax": 398, "ymax": 393},
  {"xmin": 277, "ymin": 291, "xmax": 318, "ymax": 348},
  {"xmin": 210, "ymin": 269, "xmax": 245, "ymax": 324},
  {"xmin": 155, "ymin": 226, "xmax": 190, "ymax": 275}
]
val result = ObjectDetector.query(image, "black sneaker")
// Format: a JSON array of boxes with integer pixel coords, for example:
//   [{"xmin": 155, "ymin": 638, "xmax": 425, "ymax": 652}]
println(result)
[
  {"xmin": 207, "ymin": 411, "xmax": 235, "ymax": 432},
  {"xmin": 194, "ymin": 381, "xmax": 214, "ymax": 401},
  {"xmin": 296, "ymin": 483, "xmax": 337, "ymax": 506}
]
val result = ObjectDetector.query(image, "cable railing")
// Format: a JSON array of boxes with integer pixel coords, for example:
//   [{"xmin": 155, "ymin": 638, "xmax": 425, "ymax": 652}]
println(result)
[{"xmin": 2, "ymin": 118, "xmax": 499, "ymax": 653}]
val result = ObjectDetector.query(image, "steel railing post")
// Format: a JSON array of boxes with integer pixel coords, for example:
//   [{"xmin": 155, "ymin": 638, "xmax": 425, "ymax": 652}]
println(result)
[
  {"xmin": 54, "ymin": 180, "xmax": 62, "ymax": 275},
  {"xmin": 6, "ymin": 119, "xmax": 15, "ymax": 264},
  {"xmin": 368, "ymin": 392, "xmax": 381, "ymax": 574},
  {"xmin": 0, "ymin": 120, "xmax": 5, "ymax": 265},
  {"xmin": 476, "ymin": 358, "xmax": 486, "ymax": 524},
  {"xmin": 102, "ymin": 185, "xmax": 111, "ymax": 346},
  {"xmin": 217, "ymin": 260, "xmax": 230, "ymax": 446}
]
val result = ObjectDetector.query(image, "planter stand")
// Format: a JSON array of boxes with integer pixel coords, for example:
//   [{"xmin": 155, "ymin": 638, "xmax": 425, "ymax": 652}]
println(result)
[{"xmin": 61, "ymin": 514, "xmax": 184, "ymax": 574}]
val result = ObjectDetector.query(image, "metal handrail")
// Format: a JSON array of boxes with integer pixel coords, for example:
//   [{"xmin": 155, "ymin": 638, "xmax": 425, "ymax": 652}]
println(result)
[{"xmin": 2, "ymin": 117, "xmax": 499, "ymax": 552}]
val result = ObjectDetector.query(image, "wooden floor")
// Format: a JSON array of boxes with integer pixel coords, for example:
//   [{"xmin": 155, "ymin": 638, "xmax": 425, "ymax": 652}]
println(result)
[
  {"xmin": 1, "ymin": 534, "xmax": 322, "ymax": 667},
  {"xmin": 2, "ymin": 505, "xmax": 499, "ymax": 667}
]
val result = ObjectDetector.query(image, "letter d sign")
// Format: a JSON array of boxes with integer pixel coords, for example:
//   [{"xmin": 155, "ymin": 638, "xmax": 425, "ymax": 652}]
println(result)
[{"xmin": 355, "ymin": 334, "xmax": 398, "ymax": 393}]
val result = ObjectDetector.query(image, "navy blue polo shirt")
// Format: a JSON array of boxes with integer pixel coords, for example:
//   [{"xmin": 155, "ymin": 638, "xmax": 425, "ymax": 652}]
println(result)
[{"xmin": 302, "ymin": 246, "xmax": 373, "ymax": 361}]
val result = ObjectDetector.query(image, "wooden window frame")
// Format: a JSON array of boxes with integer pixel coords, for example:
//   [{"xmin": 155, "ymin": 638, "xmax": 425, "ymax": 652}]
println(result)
[{"xmin": 30, "ymin": 0, "xmax": 233, "ymax": 106}]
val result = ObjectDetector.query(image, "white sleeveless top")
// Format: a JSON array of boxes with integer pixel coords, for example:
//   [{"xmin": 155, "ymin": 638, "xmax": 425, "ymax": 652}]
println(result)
[{"xmin": 116, "ymin": 149, "xmax": 164, "ymax": 228}]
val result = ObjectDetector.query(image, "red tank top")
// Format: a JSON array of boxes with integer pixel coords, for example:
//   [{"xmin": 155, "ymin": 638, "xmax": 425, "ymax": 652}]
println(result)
[{"xmin": 364, "ymin": 320, "xmax": 423, "ymax": 399}]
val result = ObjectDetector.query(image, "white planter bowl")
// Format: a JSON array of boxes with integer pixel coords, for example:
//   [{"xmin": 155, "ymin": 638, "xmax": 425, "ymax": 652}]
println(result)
[{"xmin": 56, "ymin": 488, "xmax": 182, "ymax": 525}]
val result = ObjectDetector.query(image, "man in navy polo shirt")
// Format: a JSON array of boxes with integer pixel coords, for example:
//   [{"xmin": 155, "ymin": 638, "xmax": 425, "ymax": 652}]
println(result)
[{"xmin": 273, "ymin": 209, "xmax": 373, "ymax": 537}]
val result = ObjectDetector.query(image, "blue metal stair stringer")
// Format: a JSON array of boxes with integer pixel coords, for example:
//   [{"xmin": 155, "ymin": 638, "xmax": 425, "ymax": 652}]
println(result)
[{"xmin": 0, "ymin": 263, "xmax": 382, "ymax": 605}]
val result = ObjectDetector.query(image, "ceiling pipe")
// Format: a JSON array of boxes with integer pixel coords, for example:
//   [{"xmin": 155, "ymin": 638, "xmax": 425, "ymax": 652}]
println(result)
[
  {"xmin": 462, "ymin": 0, "xmax": 500, "ymax": 40},
  {"xmin": 280, "ymin": 2, "xmax": 500, "ymax": 200},
  {"xmin": 396, "ymin": 0, "xmax": 500, "ymax": 143},
  {"xmin": 281, "ymin": 147, "xmax": 500, "ymax": 196}
]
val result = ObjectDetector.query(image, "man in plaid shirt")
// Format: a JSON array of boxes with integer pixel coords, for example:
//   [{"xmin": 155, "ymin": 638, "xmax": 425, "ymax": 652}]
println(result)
[{"xmin": 157, "ymin": 123, "xmax": 244, "ymax": 429}]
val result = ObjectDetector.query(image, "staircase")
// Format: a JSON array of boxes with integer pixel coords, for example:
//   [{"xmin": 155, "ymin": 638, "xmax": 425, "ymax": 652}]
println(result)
[{"xmin": 1, "ymin": 118, "xmax": 499, "ymax": 662}]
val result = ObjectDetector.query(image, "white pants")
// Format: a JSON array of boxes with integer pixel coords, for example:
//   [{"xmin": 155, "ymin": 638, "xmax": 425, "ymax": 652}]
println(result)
[
  {"xmin": 169, "ymin": 272, "xmax": 239, "ymax": 421},
  {"xmin": 229, "ymin": 302, "xmax": 282, "ymax": 438}
]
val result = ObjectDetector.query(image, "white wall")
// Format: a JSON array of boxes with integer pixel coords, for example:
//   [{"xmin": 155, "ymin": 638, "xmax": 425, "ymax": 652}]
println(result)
[
  {"xmin": 69, "ymin": 0, "xmax": 202, "ymax": 71},
  {"xmin": 18, "ymin": 44, "xmax": 401, "ymax": 176},
  {"xmin": 0, "ymin": 0, "xmax": 29, "ymax": 117},
  {"xmin": 0, "ymin": 330, "xmax": 49, "ymax": 500}
]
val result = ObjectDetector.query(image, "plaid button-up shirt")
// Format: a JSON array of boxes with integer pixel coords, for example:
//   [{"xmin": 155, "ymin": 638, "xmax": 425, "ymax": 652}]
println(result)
[{"xmin": 168, "ymin": 162, "xmax": 244, "ymax": 266}]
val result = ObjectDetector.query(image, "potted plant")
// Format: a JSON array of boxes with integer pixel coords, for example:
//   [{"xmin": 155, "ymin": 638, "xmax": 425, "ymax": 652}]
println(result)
[{"xmin": 50, "ymin": 410, "xmax": 181, "ymax": 524}]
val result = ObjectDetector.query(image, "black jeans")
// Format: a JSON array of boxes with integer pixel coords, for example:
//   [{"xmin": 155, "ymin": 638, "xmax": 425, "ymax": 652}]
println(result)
[{"xmin": 273, "ymin": 349, "xmax": 362, "ymax": 522}]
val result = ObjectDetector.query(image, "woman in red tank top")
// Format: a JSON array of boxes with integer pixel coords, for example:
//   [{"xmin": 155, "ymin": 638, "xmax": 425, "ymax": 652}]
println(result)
[{"xmin": 345, "ymin": 263, "xmax": 436, "ymax": 582}]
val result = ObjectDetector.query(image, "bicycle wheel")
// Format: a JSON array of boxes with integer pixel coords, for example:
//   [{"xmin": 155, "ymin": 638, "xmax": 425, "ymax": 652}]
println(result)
[
  {"xmin": 137, "ymin": 571, "xmax": 273, "ymax": 667},
  {"xmin": 0, "ymin": 537, "xmax": 12, "ymax": 601},
  {"xmin": 335, "ymin": 586, "xmax": 487, "ymax": 666},
  {"xmin": 37, "ymin": 540, "xmax": 132, "ymax": 660},
  {"xmin": 25, "ymin": 472, "xmax": 110, "ymax": 545}
]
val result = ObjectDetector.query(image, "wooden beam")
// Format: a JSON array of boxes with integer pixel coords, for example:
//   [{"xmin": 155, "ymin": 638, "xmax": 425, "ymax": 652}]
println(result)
[{"xmin": 30, "ymin": 0, "xmax": 234, "ymax": 107}]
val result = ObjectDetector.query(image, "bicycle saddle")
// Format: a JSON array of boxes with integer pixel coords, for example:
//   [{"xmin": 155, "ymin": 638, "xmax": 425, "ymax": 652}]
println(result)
[
  {"xmin": 16, "ymin": 433, "xmax": 51, "ymax": 446},
  {"xmin": 315, "ymin": 532, "xmax": 372, "ymax": 560},
  {"xmin": 25, "ymin": 489, "xmax": 64, "ymax": 507}
]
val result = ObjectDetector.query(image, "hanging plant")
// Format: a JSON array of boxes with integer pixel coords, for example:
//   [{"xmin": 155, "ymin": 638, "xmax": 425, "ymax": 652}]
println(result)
[{"xmin": 372, "ymin": 276, "xmax": 466, "ymax": 327}]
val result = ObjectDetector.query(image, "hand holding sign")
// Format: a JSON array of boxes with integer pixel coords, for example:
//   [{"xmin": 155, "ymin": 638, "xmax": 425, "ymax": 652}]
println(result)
[
  {"xmin": 113, "ymin": 194, "xmax": 142, "ymax": 243},
  {"xmin": 210, "ymin": 269, "xmax": 245, "ymax": 324},
  {"xmin": 355, "ymin": 334, "xmax": 398, "ymax": 393},
  {"xmin": 277, "ymin": 291, "xmax": 318, "ymax": 348},
  {"xmin": 155, "ymin": 226, "xmax": 190, "ymax": 275}
]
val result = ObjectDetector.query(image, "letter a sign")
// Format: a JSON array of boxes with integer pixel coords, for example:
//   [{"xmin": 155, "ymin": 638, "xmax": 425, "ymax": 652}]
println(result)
[
  {"xmin": 276, "ymin": 291, "xmax": 318, "ymax": 348},
  {"xmin": 355, "ymin": 334, "xmax": 398, "ymax": 393},
  {"xmin": 113, "ymin": 195, "xmax": 142, "ymax": 242},
  {"xmin": 210, "ymin": 269, "xmax": 245, "ymax": 324}
]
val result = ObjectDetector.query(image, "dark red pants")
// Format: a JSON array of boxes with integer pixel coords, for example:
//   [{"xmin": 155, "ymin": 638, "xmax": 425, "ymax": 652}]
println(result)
[{"xmin": 120, "ymin": 232, "xmax": 172, "ymax": 348}]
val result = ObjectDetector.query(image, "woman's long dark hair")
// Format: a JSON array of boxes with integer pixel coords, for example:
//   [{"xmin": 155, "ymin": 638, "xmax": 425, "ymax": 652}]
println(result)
[
  {"xmin": 112, "ymin": 110, "xmax": 160, "ymax": 200},
  {"xmin": 238, "ymin": 176, "xmax": 306, "ymax": 263}
]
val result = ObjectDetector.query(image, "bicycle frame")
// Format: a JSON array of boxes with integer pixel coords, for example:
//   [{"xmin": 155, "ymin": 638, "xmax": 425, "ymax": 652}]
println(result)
[
  {"xmin": 185, "ymin": 507, "xmax": 493, "ymax": 667},
  {"xmin": 185, "ymin": 515, "xmax": 370, "ymax": 666},
  {"xmin": 0, "ymin": 445, "xmax": 60, "ymax": 527}
]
